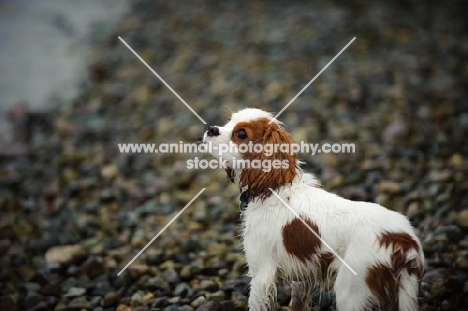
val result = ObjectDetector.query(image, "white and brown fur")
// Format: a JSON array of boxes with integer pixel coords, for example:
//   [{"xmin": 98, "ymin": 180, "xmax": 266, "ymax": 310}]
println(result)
[{"xmin": 203, "ymin": 108, "xmax": 424, "ymax": 311}]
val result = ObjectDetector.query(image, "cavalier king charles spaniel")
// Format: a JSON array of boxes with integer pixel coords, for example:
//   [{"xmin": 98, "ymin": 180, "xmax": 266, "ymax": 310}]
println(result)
[{"xmin": 203, "ymin": 108, "xmax": 423, "ymax": 311}]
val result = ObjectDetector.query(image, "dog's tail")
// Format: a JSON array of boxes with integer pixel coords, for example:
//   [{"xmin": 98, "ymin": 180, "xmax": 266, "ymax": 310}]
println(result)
[{"xmin": 397, "ymin": 247, "xmax": 424, "ymax": 311}]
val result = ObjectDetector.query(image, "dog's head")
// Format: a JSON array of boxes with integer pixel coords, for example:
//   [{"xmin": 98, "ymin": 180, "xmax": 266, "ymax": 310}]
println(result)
[{"xmin": 203, "ymin": 108, "xmax": 298, "ymax": 200}]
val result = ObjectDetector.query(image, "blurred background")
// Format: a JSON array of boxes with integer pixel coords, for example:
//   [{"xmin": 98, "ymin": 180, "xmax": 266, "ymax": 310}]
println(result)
[{"xmin": 0, "ymin": 0, "xmax": 467, "ymax": 310}]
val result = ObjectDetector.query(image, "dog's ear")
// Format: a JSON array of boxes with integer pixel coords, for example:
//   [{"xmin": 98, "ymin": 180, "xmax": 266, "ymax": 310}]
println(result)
[
  {"xmin": 225, "ymin": 168, "xmax": 235, "ymax": 183},
  {"xmin": 262, "ymin": 125, "xmax": 298, "ymax": 169},
  {"xmin": 239, "ymin": 123, "xmax": 298, "ymax": 201}
]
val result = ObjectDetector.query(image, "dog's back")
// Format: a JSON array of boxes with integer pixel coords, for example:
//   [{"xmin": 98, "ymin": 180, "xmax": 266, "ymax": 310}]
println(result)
[{"xmin": 244, "ymin": 180, "xmax": 423, "ymax": 310}]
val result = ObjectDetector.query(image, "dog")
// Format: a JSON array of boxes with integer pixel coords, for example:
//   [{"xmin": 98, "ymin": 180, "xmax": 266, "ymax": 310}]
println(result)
[{"xmin": 203, "ymin": 108, "xmax": 424, "ymax": 311}]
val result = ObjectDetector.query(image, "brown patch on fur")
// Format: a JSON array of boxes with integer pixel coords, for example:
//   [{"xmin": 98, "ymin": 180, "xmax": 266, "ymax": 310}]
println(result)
[
  {"xmin": 378, "ymin": 232, "xmax": 420, "ymax": 255},
  {"xmin": 366, "ymin": 264, "xmax": 399, "ymax": 310},
  {"xmin": 231, "ymin": 118, "xmax": 298, "ymax": 201},
  {"xmin": 282, "ymin": 217, "xmax": 321, "ymax": 264},
  {"xmin": 378, "ymin": 231, "xmax": 423, "ymax": 279},
  {"xmin": 224, "ymin": 168, "xmax": 235, "ymax": 183},
  {"xmin": 366, "ymin": 231, "xmax": 423, "ymax": 309}
]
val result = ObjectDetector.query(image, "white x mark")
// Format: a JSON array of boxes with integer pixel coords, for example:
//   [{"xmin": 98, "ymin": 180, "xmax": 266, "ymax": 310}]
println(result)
[
  {"xmin": 117, "ymin": 188, "xmax": 206, "ymax": 276},
  {"xmin": 270, "ymin": 37, "xmax": 356, "ymax": 123},
  {"xmin": 118, "ymin": 36, "xmax": 207, "ymax": 124}
]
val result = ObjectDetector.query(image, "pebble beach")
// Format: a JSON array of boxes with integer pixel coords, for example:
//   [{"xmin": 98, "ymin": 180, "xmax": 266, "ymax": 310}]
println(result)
[{"xmin": 1, "ymin": 0, "xmax": 467, "ymax": 310}]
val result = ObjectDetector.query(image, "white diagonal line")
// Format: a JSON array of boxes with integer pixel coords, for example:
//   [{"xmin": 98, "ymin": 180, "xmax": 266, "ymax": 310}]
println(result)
[
  {"xmin": 270, "ymin": 37, "xmax": 356, "ymax": 124},
  {"xmin": 269, "ymin": 188, "xmax": 357, "ymax": 276},
  {"xmin": 117, "ymin": 188, "xmax": 206, "ymax": 276},
  {"xmin": 118, "ymin": 36, "xmax": 207, "ymax": 125}
]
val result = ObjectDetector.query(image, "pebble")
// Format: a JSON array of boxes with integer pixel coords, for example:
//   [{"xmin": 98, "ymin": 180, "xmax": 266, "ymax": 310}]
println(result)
[
  {"xmin": 22, "ymin": 282, "xmax": 41, "ymax": 293},
  {"xmin": 196, "ymin": 301, "xmax": 220, "ymax": 311},
  {"xmin": 128, "ymin": 265, "xmax": 149, "ymax": 279},
  {"xmin": 131, "ymin": 293, "xmax": 144, "ymax": 307},
  {"xmin": 91, "ymin": 281, "xmax": 113, "ymax": 296},
  {"xmin": 64, "ymin": 287, "xmax": 87, "ymax": 297},
  {"xmin": 116, "ymin": 305, "xmax": 132, "ymax": 311},
  {"xmin": 164, "ymin": 305, "xmax": 193, "ymax": 311},
  {"xmin": 22, "ymin": 294, "xmax": 43, "ymax": 310},
  {"xmin": 180, "ymin": 266, "xmax": 192, "ymax": 279},
  {"xmin": 103, "ymin": 291, "xmax": 121, "ymax": 308},
  {"xmin": 150, "ymin": 296, "xmax": 170, "ymax": 308},
  {"xmin": 68, "ymin": 297, "xmax": 93, "ymax": 310},
  {"xmin": 430, "ymin": 279, "xmax": 446, "ymax": 297},
  {"xmin": 200, "ymin": 280, "xmax": 219, "ymax": 292},
  {"xmin": 219, "ymin": 300, "xmax": 235, "ymax": 311},
  {"xmin": 456, "ymin": 211, "xmax": 468, "ymax": 229},
  {"xmin": 165, "ymin": 268, "xmax": 180, "ymax": 283},
  {"xmin": 168, "ymin": 296, "xmax": 182, "ymax": 304},
  {"xmin": 15, "ymin": 265, "xmax": 36, "ymax": 282},
  {"xmin": 206, "ymin": 291, "xmax": 226, "ymax": 303},
  {"xmin": 81, "ymin": 256, "xmax": 105, "ymax": 279},
  {"xmin": 379, "ymin": 181, "xmax": 402, "ymax": 194},
  {"xmin": 174, "ymin": 283, "xmax": 193, "ymax": 298},
  {"xmin": 455, "ymin": 254, "xmax": 468, "ymax": 269},
  {"xmin": 190, "ymin": 296, "xmax": 206, "ymax": 308},
  {"xmin": 45, "ymin": 244, "xmax": 86, "ymax": 266},
  {"xmin": 102, "ymin": 164, "xmax": 118, "ymax": 180},
  {"xmin": 406, "ymin": 201, "xmax": 422, "ymax": 219},
  {"xmin": 221, "ymin": 279, "xmax": 249, "ymax": 293},
  {"xmin": 41, "ymin": 282, "xmax": 61, "ymax": 296}
]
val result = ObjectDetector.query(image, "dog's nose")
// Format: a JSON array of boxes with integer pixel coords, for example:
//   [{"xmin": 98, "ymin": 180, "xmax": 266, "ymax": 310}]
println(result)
[{"xmin": 207, "ymin": 126, "xmax": 220, "ymax": 137}]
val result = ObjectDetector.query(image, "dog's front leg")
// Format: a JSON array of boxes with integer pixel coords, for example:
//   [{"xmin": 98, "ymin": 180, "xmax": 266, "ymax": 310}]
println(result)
[
  {"xmin": 248, "ymin": 267, "xmax": 277, "ymax": 311},
  {"xmin": 289, "ymin": 281, "xmax": 312, "ymax": 311}
]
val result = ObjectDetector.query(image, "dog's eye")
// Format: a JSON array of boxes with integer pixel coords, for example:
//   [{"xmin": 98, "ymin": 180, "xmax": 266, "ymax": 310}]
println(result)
[{"xmin": 236, "ymin": 129, "xmax": 247, "ymax": 139}]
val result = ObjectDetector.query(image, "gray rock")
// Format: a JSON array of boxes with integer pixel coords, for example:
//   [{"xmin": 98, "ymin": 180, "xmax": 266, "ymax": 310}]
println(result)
[
  {"xmin": 191, "ymin": 296, "xmax": 206, "ymax": 308},
  {"xmin": 200, "ymin": 280, "xmax": 219, "ymax": 292},
  {"xmin": 174, "ymin": 283, "xmax": 193, "ymax": 297},
  {"xmin": 103, "ymin": 291, "xmax": 121, "ymax": 308},
  {"xmin": 89, "ymin": 296, "xmax": 102, "ymax": 308},
  {"xmin": 150, "ymin": 296, "xmax": 170, "ymax": 308},
  {"xmin": 455, "ymin": 254, "xmax": 468, "ymax": 269},
  {"xmin": 81, "ymin": 256, "xmax": 105, "ymax": 279},
  {"xmin": 168, "ymin": 296, "xmax": 182, "ymax": 304},
  {"xmin": 22, "ymin": 294, "xmax": 43, "ymax": 310},
  {"xmin": 456, "ymin": 210, "xmax": 468, "ymax": 229},
  {"xmin": 45, "ymin": 244, "xmax": 86, "ymax": 266},
  {"xmin": 165, "ymin": 268, "xmax": 180, "ymax": 283},
  {"xmin": 206, "ymin": 291, "xmax": 226, "ymax": 303},
  {"xmin": 22, "ymin": 282, "xmax": 41, "ymax": 293},
  {"xmin": 131, "ymin": 293, "xmax": 144, "ymax": 306},
  {"xmin": 196, "ymin": 301, "xmax": 220, "ymax": 311},
  {"xmin": 221, "ymin": 279, "xmax": 249, "ymax": 293},
  {"xmin": 41, "ymin": 282, "xmax": 61, "ymax": 296},
  {"xmin": 219, "ymin": 300, "xmax": 235, "ymax": 311},
  {"xmin": 68, "ymin": 297, "xmax": 93, "ymax": 310},
  {"xmin": 164, "ymin": 305, "xmax": 191, "ymax": 311},
  {"xmin": 64, "ymin": 287, "xmax": 87, "ymax": 297}
]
